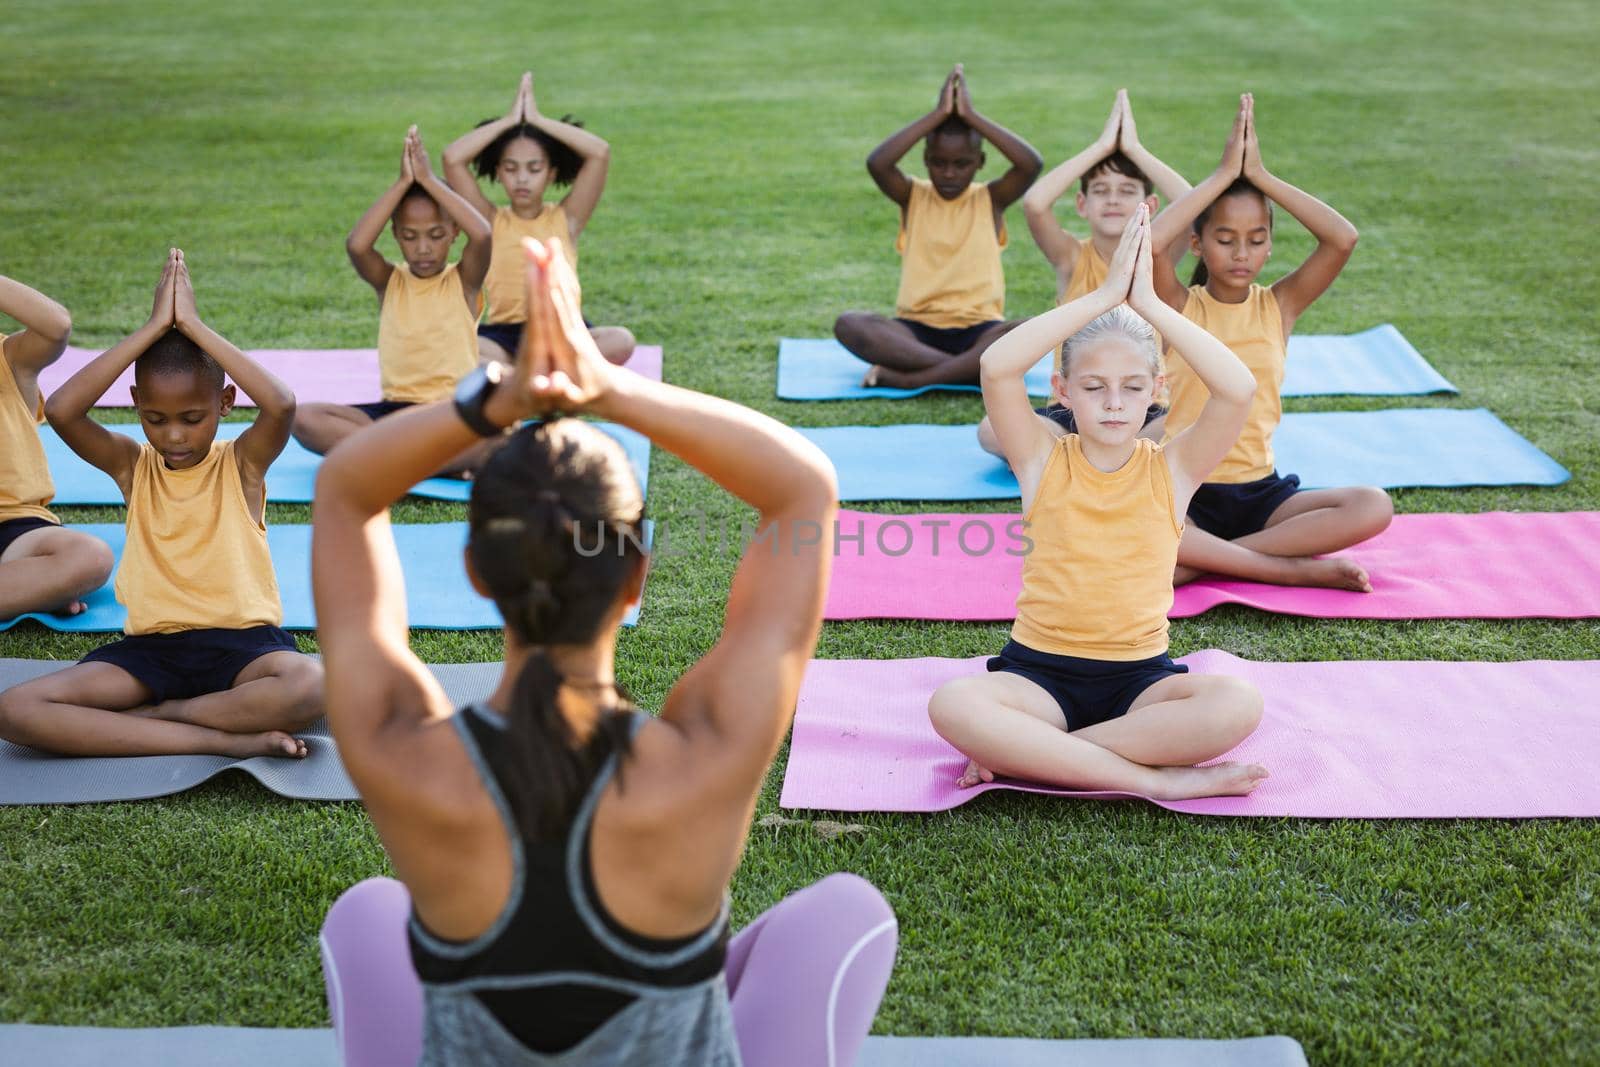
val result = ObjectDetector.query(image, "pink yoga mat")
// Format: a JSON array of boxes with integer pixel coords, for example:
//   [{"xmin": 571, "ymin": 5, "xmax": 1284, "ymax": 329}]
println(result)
[
  {"xmin": 37, "ymin": 344, "xmax": 663, "ymax": 406},
  {"xmin": 824, "ymin": 510, "xmax": 1600, "ymax": 621},
  {"xmin": 780, "ymin": 652, "xmax": 1600, "ymax": 817}
]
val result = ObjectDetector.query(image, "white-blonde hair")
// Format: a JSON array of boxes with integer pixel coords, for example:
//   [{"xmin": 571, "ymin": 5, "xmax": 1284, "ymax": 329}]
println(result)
[{"xmin": 1058, "ymin": 306, "xmax": 1162, "ymax": 378}]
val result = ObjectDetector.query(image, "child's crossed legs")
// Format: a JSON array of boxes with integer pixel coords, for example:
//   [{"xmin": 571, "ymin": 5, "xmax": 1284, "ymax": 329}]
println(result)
[
  {"xmin": 0, "ymin": 649, "xmax": 321, "ymax": 759},
  {"xmin": 928, "ymin": 669, "xmax": 1266, "ymax": 800}
]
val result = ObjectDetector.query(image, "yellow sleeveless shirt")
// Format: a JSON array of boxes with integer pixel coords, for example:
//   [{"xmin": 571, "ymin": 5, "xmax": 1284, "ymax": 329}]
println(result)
[
  {"xmin": 0, "ymin": 336, "xmax": 58, "ymax": 525},
  {"xmin": 1011, "ymin": 435, "xmax": 1181, "ymax": 660},
  {"xmin": 1161, "ymin": 284, "xmax": 1285, "ymax": 484},
  {"xmin": 116, "ymin": 440, "xmax": 282, "ymax": 635},
  {"xmin": 377, "ymin": 263, "xmax": 479, "ymax": 403},
  {"xmin": 895, "ymin": 178, "xmax": 1007, "ymax": 328},
  {"xmin": 482, "ymin": 204, "xmax": 574, "ymax": 325}
]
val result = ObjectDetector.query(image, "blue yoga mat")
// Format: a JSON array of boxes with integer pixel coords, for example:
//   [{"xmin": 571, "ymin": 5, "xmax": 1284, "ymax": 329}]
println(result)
[
  {"xmin": 39, "ymin": 421, "xmax": 652, "ymax": 506},
  {"xmin": 778, "ymin": 337, "xmax": 1053, "ymax": 400},
  {"xmin": 0, "ymin": 523, "xmax": 644, "ymax": 632},
  {"xmin": 1279, "ymin": 324, "xmax": 1455, "ymax": 396},
  {"xmin": 777, "ymin": 325, "xmax": 1453, "ymax": 401},
  {"xmin": 800, "ymin": 409, "xmax": 1568, "ymax": 502}
]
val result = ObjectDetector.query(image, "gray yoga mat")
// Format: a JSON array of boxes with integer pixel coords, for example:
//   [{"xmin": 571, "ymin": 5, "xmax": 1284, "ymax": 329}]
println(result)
[
  {"xmin": 0, "ymin": 1026, "xmax": 1308, "ymax": 1067},
  {"xmin": 0, "ymin": 659, "xmax": 503, "ymax": 806}
]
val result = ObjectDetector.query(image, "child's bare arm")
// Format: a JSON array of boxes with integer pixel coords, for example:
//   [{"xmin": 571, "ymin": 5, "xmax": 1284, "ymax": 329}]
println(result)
[
  {"xmin": 407, "ymin": 130, "xmax": 492, "ymax": 298},
  {"xmin": 1022, "ymin": 95, "xmax": 1121, "ymax": 289},
  {"xmin": 170, "ymin": 251, "xmax": 294, "ymax": 482},
  {"xmin": 1115, "ymin": 91, "xmax": 1193, "ymax": 260},
  {"xmin": 516, "ymin": 74, "xmax": 613, "ymax": 239},
  {"xmin": 1130, "ymin": 224, "xmax": 1255, "ymax": 507},
  {"xmin": 0, "ymin": 275, "xmax": 72, "ymax": 376},
  {"xmin": 441, "ymin": 80, "xmax": 521, "ymax": 221},
  {"xmin": 1242, "ymin": 103, "xmax": 1358, "ymax": 333},
  {"xmin": 1150, "ymin": 95, "xmax": 1250, "ymax": 310},
  {"xmin": 866, "ymin": 67, "xmax": 961, "ymax": 208},
  {"xmin": 346, "ymin": 131, "xmax": 414, "ymax": 301},
  {"xmin": 954, "ymin": 73, "xmax": 1042, "ymax": 213},
  {"xmin": 43, "ymin": 254, "xmax": 179, "ymax": 496}
]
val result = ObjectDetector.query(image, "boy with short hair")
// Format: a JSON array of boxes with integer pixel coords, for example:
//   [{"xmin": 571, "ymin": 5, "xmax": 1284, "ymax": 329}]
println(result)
[
  {"xmin": 833, "ymin": 65, "xmax": 1042, "ymax": 390},
  {"xmin": 0, "ymin": 274, "xmax": 114, "ymax": 620},
  {"xmin": 1023, "ymin": 90, "xmax": 1192, "ymax": 307},
  {"xmin": 0, "ymin": 249, "xmax": 322, "ymax": 758},
  {"xmin": 292, "ymin": 125, "xmax": 492, "ymax": 476}
]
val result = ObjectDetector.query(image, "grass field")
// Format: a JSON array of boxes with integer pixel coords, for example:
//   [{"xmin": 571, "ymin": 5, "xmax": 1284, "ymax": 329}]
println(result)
[{"xmin": 3, "ymin": 1, "xmax": 1599, "ymax": 1063}]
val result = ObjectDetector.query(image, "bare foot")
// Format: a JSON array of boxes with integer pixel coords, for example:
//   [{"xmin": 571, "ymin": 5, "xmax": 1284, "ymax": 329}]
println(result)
[
  {"xmin": 956, "ymin": 758, "xmax": 994, "ymax": 788},
  {"xmin": 1148, "ymin": 761, "xmax": 1269, "ymax": 800},
  {"xmin": 226, "ymin": 731, "xmax": 308, "ymax": 759},
  {"xmin": 51, "ymin": 599, "xmax": 89, "ymax": 617},
  {"xmin": 1293, "ymin": 556, "xmax": 1372, "ymax": 592},
  {"xmin": 861, "ymin": 366, "xmax": 882, "ymax": 388}
]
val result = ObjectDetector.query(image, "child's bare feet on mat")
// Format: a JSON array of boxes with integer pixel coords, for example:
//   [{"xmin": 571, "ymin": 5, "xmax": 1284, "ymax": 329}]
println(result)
[
  {"xmin": 956, "ymin": 758, "xmax": 994, "ymax": 788},
  {"xmin": 228, "ymin": 731, "xmax": 308, "ymax": 759},
  {"xmin": 861, "ymin": 366, "xmax": 883, "ymax": 388},
  {"xmin": 1150, "ymin": 761, "xmax": 1268, "ymax": 800},
  {"xmin": 1304, "ymin": 557, "xmax": 1372, "ymax": 592},
  {"xmin": 1175, "ymin": 555, "xmax": 1372, "ymax": 592}
]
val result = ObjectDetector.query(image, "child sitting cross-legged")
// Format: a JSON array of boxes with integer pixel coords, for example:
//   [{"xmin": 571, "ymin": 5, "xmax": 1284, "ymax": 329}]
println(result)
[
  {"xmin": 0, "ymin": 250, "xmax": 322, "ymax": 759},
  {"xmin": 929, "ymin": 206, "xmax": 1267, "ymax": 801}
]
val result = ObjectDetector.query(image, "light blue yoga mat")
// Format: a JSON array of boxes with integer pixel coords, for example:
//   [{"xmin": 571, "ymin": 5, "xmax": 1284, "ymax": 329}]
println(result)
[
  {"xmin": 1279, "ymin": 324, "xmax": 1454, "ymax": 396},
  {"xmin": 39, "ymin": 421, "xmax": 652, "ymax": 506},
  {"xmin": 0, "ymin": 1026, "xmax": 1309, "ymax": 1067},
  {"xmin": 777, "ymin": 325, "xmax": 1453, "ymax": 400},
  {"xmin": 801, "ymin": 409, "xmax": 1567, "ymax": 502},
  {"xmin": 778, "ymin": 337, "xmax": 1054, "ymax": 399},
  {"xmin": 0, "ymin": 523, "xmax": 644, "ymax": 632}
]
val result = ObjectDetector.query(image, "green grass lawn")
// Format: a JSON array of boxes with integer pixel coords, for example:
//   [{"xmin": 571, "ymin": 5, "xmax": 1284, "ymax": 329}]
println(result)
[{"xmin": 3, "ymin": 1, "xmax": 1599, "ymax": 1063}]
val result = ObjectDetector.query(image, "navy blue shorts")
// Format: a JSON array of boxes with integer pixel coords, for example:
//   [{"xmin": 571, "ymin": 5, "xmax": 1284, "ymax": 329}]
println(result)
[
  {"xmin": 353, "ymin": 400, "xmax": 415, "ymax": 422},
  {"xmin": 986, "ymin": 639, "xmax": 1188, "ymax": 731},
  {"xmin": 896, "ymin": 317, "xmax": 1005, "ymax": 356},
  {"xmin": 479, "ymin": 317, "xmax": 596, "ymax": 360},
  {"xmin": 1187, "ymin": 471, "xmax": 1303, "ymax": 541},
  {"xmin": 81, "ymin": 625, "xmax": 299, "ymax": 703},
  {"xmin": 0, "ymin": 516, "xmax": 58, "ymax": 559},
  {"xmin": 1036, "ymin": 404, "xmax": 1166, "ymax": 433}
]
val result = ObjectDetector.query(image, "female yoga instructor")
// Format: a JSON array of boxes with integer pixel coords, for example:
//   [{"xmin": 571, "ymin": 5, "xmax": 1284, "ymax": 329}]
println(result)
[{"xmin": 312, "ymin": 237, "xmax": 897, "ymax": 1065}]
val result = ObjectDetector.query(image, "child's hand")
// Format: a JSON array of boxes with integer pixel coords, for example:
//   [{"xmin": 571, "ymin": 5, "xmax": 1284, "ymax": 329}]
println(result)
[
  {"xmin": 1117, "ymin": 89, "xmax": 1142, "ymax": 152},
  {"xmin": 937, "ymin": 66, "xmax": 959, "ymax": 116},
  {"xmin": 400, "ymin": 126, "xmax": 417, "ymax": 184},
  {"xmin": 1094, "ymin": 91, "xmax": 1122, "ymax": 154},
  {"xmin": 407, "ymin": 128, "xmax": 436, "ymax": 184},
  {"xmin": 1219, "ymin": 94, "xmax": 1248, "ymax": 178},
  {"xmin": 502, "ymin": 238, "xmax": 611, "ymax": 421},
  {"xmin": 522, "ymin": 72, "xmax": 541, "ymax": 121},
  {"xmin": 1240, "ymin": 95, "xmax": 1266, "ymax": 182},
  {"xmin": 952, "ymin": 64, "xmax": 973, "ymax": 120},
  {"xmin": 1099, "ymin": 204, "xmax": 1148, "ymax": 303},
  {"xmin": 508, "ymin": 73, "xmax": 529, "ymax": 123},
  {"xmin": 149, "ymin": 249, "xmax": 178, "ymax": 329},
  {"xmin": 1127, "ymin": 207, "xmax": 1159, "ymax": 314},
  {"xmin": 172, "ymin": 249, "xmax": 198, "ymax": 329}
]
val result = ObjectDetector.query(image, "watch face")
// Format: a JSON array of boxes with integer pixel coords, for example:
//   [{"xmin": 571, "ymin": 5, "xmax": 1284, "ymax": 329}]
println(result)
[{"xmin": 485, "ymin": 361, "xmax": 506, "ymax": 385}]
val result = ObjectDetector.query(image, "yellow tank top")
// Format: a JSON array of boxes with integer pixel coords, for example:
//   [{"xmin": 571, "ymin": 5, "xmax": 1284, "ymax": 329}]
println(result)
[
  {"xmin": 0, "ymin": 336, "xmax": 58, "ymax": 525},
  {"xmin": 894, "ymin": 178, "xmax": 1007, "ymax": 329},
  {"xmin": 116, "ymin": 440, "xmax": 282, "ymax": 635},
  {"xmin": 1161, "ymin": 284, "xmax": 1285, "ymax": 484},
  {"xmin": 377, "ymin": 263, "xmax": 479, "ymax": 403},
  {"xmin": 1011, "ymin": 435, "xmax": 1181, "ymax": 660},
  {"xmin": 482, "ymin": 205, "xmax": 575, "ymax": 324}
]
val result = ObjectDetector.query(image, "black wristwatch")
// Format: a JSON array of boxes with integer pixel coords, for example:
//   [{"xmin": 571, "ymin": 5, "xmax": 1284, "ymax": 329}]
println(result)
[{"xmin": 454, "ymin": 362, "xmax": 510, "ymax": 437}]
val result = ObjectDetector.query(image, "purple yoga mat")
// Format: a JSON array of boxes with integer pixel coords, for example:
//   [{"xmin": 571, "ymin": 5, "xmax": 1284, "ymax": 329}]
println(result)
[
  {"xmin": 36, "ymin": 344, "xmax": 664, "ymax": 406},
  {"xmin": 824, "ymin": 510, "xmax": 1600, "ymax": 621},
  {"xmin": 780, "ymin": 652, "xmax": 1600, "ymax": 817}
]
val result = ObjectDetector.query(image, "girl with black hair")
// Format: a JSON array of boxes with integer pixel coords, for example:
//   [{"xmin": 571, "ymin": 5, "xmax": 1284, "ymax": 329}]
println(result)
[
  {"xmin": 444, "ymin": 73, "xmax": 637, "ymax": 368},
  {"xmin": 312, "ymin": 238, "xmax": 895, "ymax": 1065},
  {"xmin": 1147, "ymin": 94, "xmax": 1392, "ymax": 591}
]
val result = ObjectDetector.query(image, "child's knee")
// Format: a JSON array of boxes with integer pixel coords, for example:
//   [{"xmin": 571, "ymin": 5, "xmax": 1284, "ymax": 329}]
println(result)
[
  {"xmin": 68, "ymin": 535, "xmax": 116, "ymax": 589},
  {"xmin": 927, "ymin": 677, "xmax": 983, "ymax": 739},
  {"xmin": 0, "ymin": 683, "xmax": 41, "ymax": 741},
  {"xmin": 1213, "ymin": 676, "xmax": 1263, "ymax": 738},
  {"xmin": 277, "ymin": 657, "xmax": 326, "ymax": 728},
  {"xmin": 833, "ymin": 311, "xmax": 871, "ymax": 348},
  {"xmin": 1353, "ymin": 486, "xmax": 1394, "ymax": 533}
]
